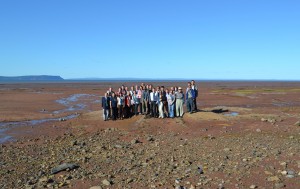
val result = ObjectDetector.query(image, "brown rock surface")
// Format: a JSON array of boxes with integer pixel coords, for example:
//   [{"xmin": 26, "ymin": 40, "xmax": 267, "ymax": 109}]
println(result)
[{"xmin": 0, "ymin": 81, "xmax": 300, "ymax": 188}]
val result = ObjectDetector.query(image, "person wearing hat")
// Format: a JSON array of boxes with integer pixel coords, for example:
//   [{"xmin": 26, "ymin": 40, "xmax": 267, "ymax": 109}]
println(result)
[{"xmin": 175, "ymin": 87, "xmax": 185, "ymax": 117}]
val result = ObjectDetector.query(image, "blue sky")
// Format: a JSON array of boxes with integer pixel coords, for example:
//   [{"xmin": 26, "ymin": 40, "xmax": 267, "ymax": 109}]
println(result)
[{"xmin": 0, "ymin": 0, "xmax": 299, "ymax": 80}]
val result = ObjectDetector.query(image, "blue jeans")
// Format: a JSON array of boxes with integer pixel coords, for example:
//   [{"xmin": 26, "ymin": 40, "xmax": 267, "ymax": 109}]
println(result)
[
  {"xmin": 168, "ymin": 103, "xmax": 174, "ymax": 118},
  {"xmin": 186, "ymin": 98, "xmax": 194, "ymax": 112},
  {"xmin": 103, "ymin": 108, "xmax": 109, "ymax": 120}
]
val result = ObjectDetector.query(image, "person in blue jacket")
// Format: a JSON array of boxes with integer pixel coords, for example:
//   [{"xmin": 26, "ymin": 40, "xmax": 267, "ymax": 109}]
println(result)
[
  {"xmin": 186, "ymin": 82, "xmax": 196, "ymax": 114},
  {"xmin": 102, "ymin": 92, "xmax": 110, "ymax": 121}
]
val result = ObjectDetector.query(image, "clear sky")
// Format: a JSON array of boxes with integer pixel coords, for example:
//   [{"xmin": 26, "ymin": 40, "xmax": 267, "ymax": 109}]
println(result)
[{"xmin": 0, "ymin": 0, "xmax": 299, "ymax": 80}]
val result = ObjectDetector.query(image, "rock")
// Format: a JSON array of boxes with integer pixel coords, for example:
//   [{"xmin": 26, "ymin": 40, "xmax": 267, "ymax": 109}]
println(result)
[
  {"xmin": 286, "ymin": 174, "xmax": 294, "ymax": 178},
  {"xmin": 146, "ymin": 136, "xmax": 155, "ymax": 142},
  {"xmin": 275, "ymin": 183, "xmax": 285, "ymax": 189},
  {"xmin": 90, "ymin": 186, "xmax": 103, "ymax": 189},
  {"xmin": 256, "ymin": 129, "xmax": 261, "ymax": 132},
  {"xmin": 102, "ymin": 179, "xmax": 111, "ymax": 186},
  {"xmin": 114, "ymin": 144, "xmax": 122, "ymax": 148},
  {"xmin": 223, "ymin": 148, "xmax": 231, "ymax": 152},
  {"xmin": 197, "ymin": 166, "xmax": 204, "ymax": 174},
  {"xmin": 59, "ymin": 118, "xmax": 66, "ymax": 122},
  {"xmin": 268, "ymin": 118, "xmax": 276, "ymax": 123},
  {"xmin": 261, "ymin": 118, "xmax": 267, "ymax": 122},
  {"xmin": 280, "ymin": 162, "xmax": 287, "ymax": 167},
  {"xmin": 51, "ymin": 163, "xmax": 79, "ymax": 174},
  {"xmin": 131, "ymin": 139, "xmax": 140, "ymax": 144},
  {"xmin": 267, "ymin": 176, "xmax": 279, "ymax": 182},
  {"xmin": 71, "ymin": 140, "xmax": 77, "ymax": 146},
  {"xmin": 250, "ymin": 185, "xmax": 257, "ymax": 189},
  {"xmin": 281, "ymin": 171, "xmax": 287, "ymax": 175},
  {"xmin": 294, "ymin": 121, "xmax": 300, "ymax": 126}
]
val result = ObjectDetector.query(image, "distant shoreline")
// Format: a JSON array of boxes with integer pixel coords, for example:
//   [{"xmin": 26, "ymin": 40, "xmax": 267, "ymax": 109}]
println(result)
[{"xmin": 1, "ymin": 79, "xmax": 300, "ymax": 84}]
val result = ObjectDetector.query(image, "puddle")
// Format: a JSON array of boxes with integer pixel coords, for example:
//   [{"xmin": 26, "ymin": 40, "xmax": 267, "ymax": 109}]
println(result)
[
  {"xmin": 224, "ymin": 112, "xmax": 239, "ymax": 116},
  {"xmin": 0, "ymin": 128, "xmax": 12, "ymax": 143},
  {"xmin": 0, "ymin": 114, "xmax": 79, "ymax": 128},
  {"xmin": 0, "ymin": 114, "xmax": 79, "ymax": 143},
  {"xmin": 0, "ymin": 93, "xmax": 99, "ymax": 143},
  {"xmin": 272, "ymin": 102, "xmax": 294, "ymax": 107},
  {"xmin": 53, "ymin": 94, "xmax": 96, "ymax": 114}
]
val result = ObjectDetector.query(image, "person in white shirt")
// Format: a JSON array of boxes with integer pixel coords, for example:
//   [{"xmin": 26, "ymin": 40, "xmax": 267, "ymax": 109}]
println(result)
[
  {"xmin": 150, "ymin": 87, "xmax": 159, "ymax": 117},
  {"xmin": 117, "ymin": 94, "xmax": 124, "ymax": 120},
  {"xmin": 175, "ymin": 87, "xmax": 185, "ymax": 117},
  {"xmin": 158, "ymin": 91, "xmax": 164, "ymax": 118},
  {"xmin": 167, "ymin": 90, "xmax": 175, "ymax": 118}
]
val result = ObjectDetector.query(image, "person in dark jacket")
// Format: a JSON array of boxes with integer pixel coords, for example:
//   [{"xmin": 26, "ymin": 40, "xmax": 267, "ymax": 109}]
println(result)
[
  {"xmin": 186, "ymin": 82, "xmax": 196, "ymax": 113},
  {"xmin": 102, "ymin": 93, "xmax": 110, "ymax": 121},
  {"xmin": 110, "ymin": 92, "xmax": 118, "ymax": 121},
  {"xmin": 191, "ymin": 80, "xmax": 198, "ymax": 111}
]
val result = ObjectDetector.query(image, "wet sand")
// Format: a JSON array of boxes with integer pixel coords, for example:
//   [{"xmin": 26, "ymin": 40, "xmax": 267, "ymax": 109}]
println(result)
[{"xmin": 0, "ymin": 81, "xmax": 300, "ymax": 188}]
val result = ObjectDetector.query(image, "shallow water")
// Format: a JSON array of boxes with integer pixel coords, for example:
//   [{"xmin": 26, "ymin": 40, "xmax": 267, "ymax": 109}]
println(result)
[
  {"xmin": 53, "ymin": 94, "xmax": 96, "ymax": 114},
  {"xmin": 0, "ymin": 93, "xmax": 99, "ymax": 143},
  {"xmin": 0, "ymin": 128, "xmax": 12, "ymax": 143},
  {"xmin": 224, "ymin": 112, "xmax": 239, "ymax": 116},
  {"xmin": 0, "ymin": 114, "xmax": 79, "ymax": 143}
]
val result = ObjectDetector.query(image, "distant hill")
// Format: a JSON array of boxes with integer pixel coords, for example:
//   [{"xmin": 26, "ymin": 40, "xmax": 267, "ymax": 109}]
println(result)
[{"xmin": 0, "ymin": 75, "xmax": 64, "ymax": 81}]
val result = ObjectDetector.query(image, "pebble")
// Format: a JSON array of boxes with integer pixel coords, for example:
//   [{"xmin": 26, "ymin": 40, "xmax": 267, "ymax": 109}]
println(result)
[
  {"xmin": 274, "ymin": 183, "xmax": 285, "ymax": 189},
  {"xmin": 287, "ymin": 170, "xmax": 295, "ymax": 175},
  {"xmin": 294, "ymin": 121, "xmax": 300, "ymax": 126},
  {"xmin": 256, "ymin": 129, "xmax": 261, "ymax": 132},
  {"xmin": 250, "ymin": 185, "xmax": 257, "ymax": 189},
  {"xmin": 131, "ymin": 139, "xmax": 140, "ymax": 144},
  {"xmin": 90, "ymin": 186, "xmax": 103, "ymax": 189},
  {"xmin": 286, "ymin": 175, "xmax": 294, "ymax": 178},
  {"xmin": 267, "ymin": 176, "xmax": 279, "ymax": 182},
  {"xmin": 102, "ymin": 179, "xmax": 111, "ymax": 186}
]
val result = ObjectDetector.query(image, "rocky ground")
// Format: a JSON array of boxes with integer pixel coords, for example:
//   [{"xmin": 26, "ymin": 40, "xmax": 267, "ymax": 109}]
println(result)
[
  {"xmin": 1, "ymin": 82, "xmax": 300, "ymax": 188},
  {"xmin": 1, "ymin": 112, "xmax": 300, "ymax": 189}
]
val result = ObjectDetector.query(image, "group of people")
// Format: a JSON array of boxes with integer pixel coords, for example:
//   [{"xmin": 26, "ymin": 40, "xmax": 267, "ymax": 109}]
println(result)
[{"xmin": 101, "ymin": 80, "xmax": 198, "ymax": 121}]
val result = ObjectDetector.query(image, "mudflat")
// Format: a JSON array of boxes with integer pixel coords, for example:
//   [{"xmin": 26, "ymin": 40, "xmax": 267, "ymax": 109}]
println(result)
[{"xmin": 0, "ymin": 81, "xmax": 300, "ymax": 189}]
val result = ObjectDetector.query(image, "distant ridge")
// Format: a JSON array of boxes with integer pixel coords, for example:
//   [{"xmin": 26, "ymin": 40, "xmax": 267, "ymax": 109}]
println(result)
[{"xmin": 0, "ymin": 75, "xmax": 64, "ymax": 81}]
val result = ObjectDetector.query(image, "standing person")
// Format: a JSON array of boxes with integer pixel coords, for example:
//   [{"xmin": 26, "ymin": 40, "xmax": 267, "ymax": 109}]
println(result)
[
  {"xmin": 137, "ymin": 86, "xmax": 143, "ymax": 114},
  {"xmin": 123, "ymin": 91, "xmax": 132, "ymax": 118},
  {"xmin": 121, "ymin": 85, "xmax": 127, "ymax": 95},
  {"xmin": 186, "ymin": 82, "xmax": 195, "ymax": 114},
  {"xmin": 117, "ymin": 94, "xmax": 124, "ymax": 120},
  {"xmin": 132, "ymin": 91, "xmax": 139, "ymax": 116},
  {"xmin": 142, "ymin": 86, "xmax": 150, "ymax": 115},
  {"xmin": 155, "ymin": 86, "xmax": 161, "ymax": 117},
  {"xmin": 167, "ymin": 90, "xmax": 175, "ymax": 118},
  {"xmin": 158, "ymin": 91, "xmax": 164, "ymax": 118},
  {"xmin": 149, "ymin": 87, "xmax": 159, "ymax": 117},
  {"xmin": 173, "ymin": 86, "xmax": 178, "ymax": 116},
  {"xmin": 101, "ymin": 93, "xmax": 110, "ymax": 121},
  {"xmin": 130, "ymin": 86, "xmax": 135, "ymax": 96},
  {"xmin": 191, "ymin": 80, "xmax": 198, "ymax": 111},
  {"xmin": 148, "ymin": 84, "xmax": 153, "ymax": 115},
  {"xmin": 117, "ymin": 87, "xmax": 122, "ymax": 96},
  {"xmin": 160, "ymin": 86, "xmax": 168, "ymax": 117},
  {"xmin": 107, "ymin": 87, "xmax": 114, "ymax": 118},
  {"xmin": 110, "ymin": 93, "xmax": 118, "ymax": 121},
  {"xmin": 175, "ymin": 87, "xmax": 185, "ymax": 117}
]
